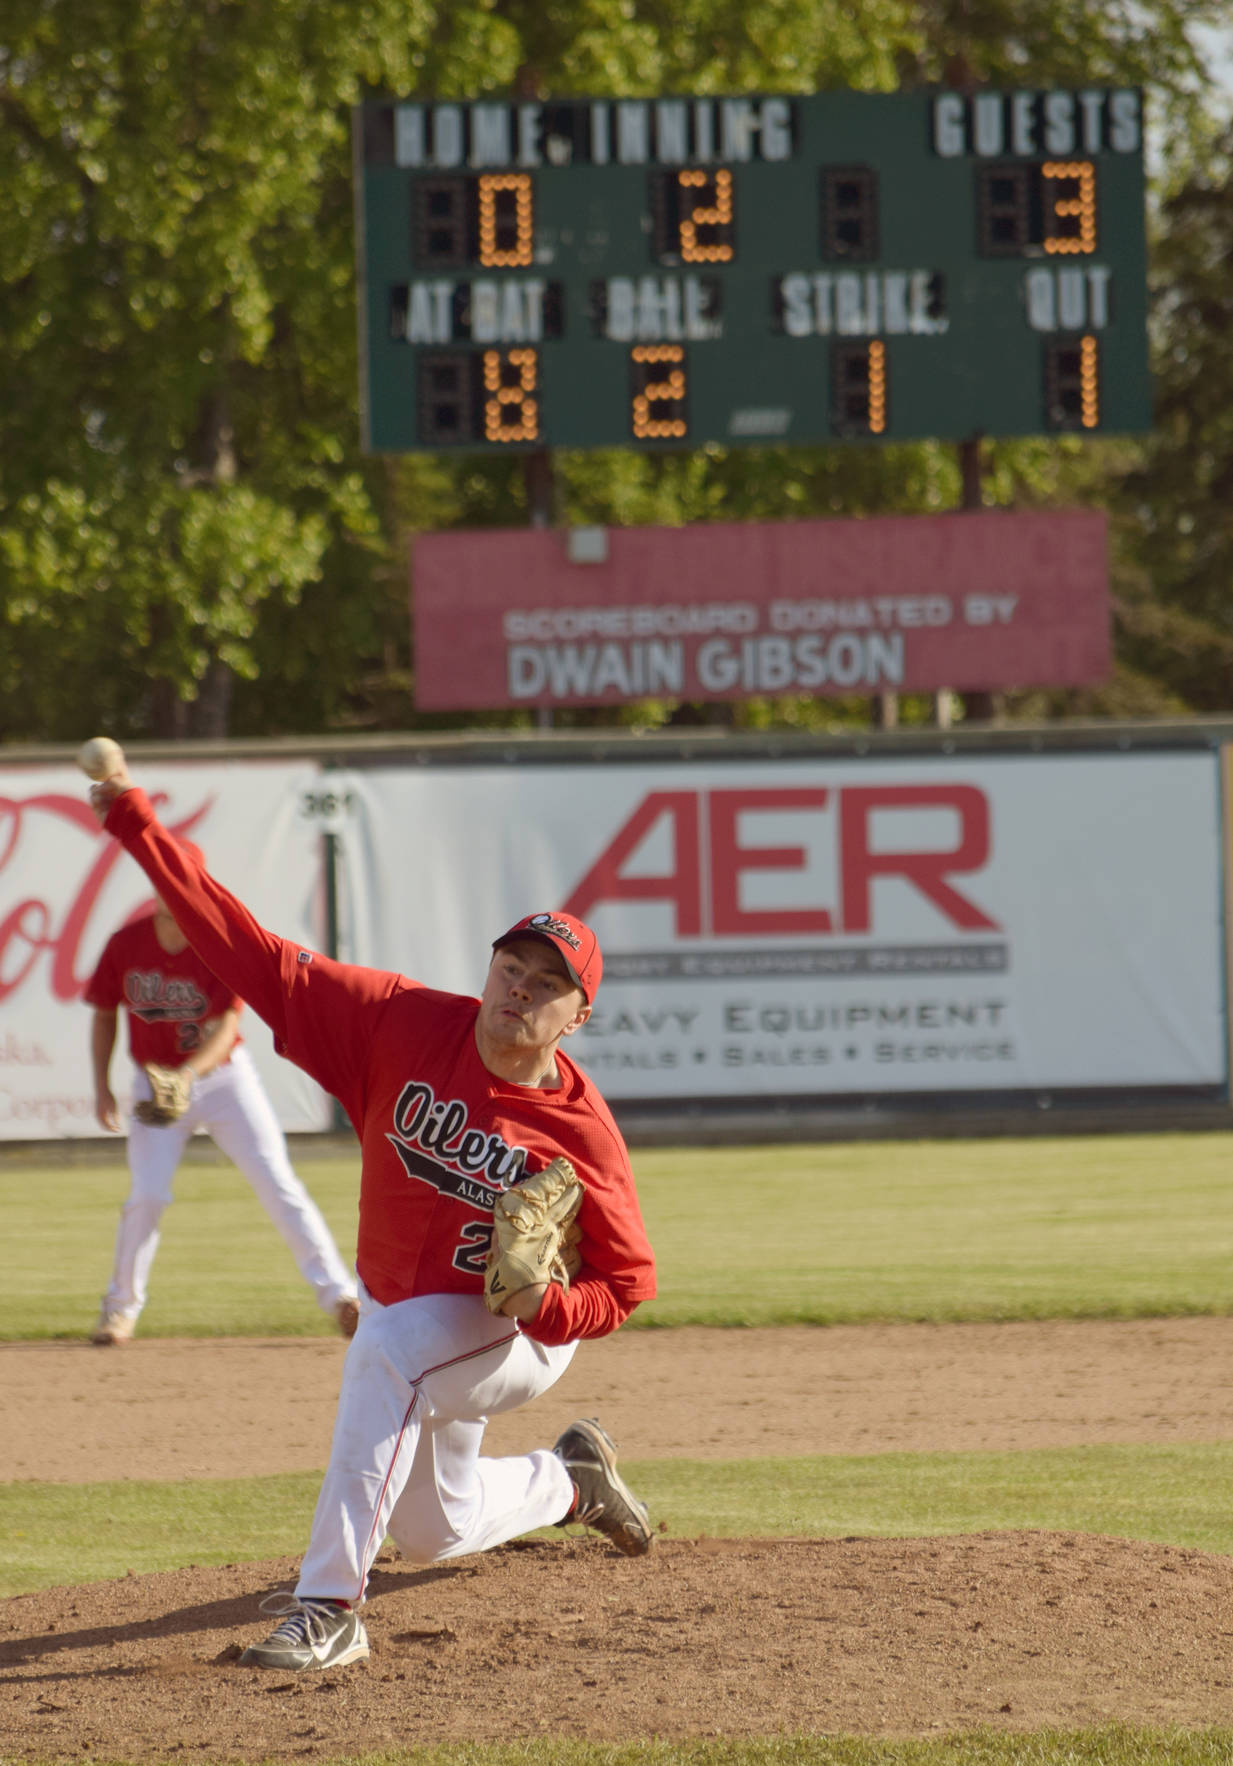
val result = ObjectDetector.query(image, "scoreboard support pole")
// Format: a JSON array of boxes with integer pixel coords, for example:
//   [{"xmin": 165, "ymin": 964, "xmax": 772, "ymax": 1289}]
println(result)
[
  {"xmin": 523, "ymin": 449, "xmax": 556, "ymax": 530},
  {"xmin": 872, "ymin": 688, "xmax": 899, "ymax": 730},
  {"xmin": 523, "ymin": 448, "xmax": 557, "ymax": 729},
  {"xmin": 955, "ymin": 436, "xmax": 997, "ymax": 724}
]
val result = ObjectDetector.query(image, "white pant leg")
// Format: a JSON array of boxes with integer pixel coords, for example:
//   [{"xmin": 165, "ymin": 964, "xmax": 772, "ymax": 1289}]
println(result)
[
  {"xmin": 197, "ymin": 1048, "xmax": 356, "ymax": 1312},
  {"xmin": 387, "ymin": 1421, "xmax": 571, "ymax": 1566},
  {"xmin": 103, "ymin": 1085, "xmax": 193, "ymax": 1319},
  {"xmin": 296, "ymin": 1293, "xmax": 576, "ymax": 1603}
]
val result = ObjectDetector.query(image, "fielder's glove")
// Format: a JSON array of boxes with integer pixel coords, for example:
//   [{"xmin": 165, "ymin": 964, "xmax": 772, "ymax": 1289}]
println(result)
[
  {"xmin": 483, "ymin": 1156, "xmax": 584, "ymax": 1315},
  {"xmin": 133, "ymin": 1062, "xmax": 194, "ymax": 1125}
]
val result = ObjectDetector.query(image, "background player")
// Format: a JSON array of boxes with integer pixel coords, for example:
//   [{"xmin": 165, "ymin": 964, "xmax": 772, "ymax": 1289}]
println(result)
[
  {"xmin": 86, "ymin": 849, "xmax": 360, "ymax": 1346},
  {"xmin": 88, "ymin": 757, "xmax": 656, "ymax": 1674}
]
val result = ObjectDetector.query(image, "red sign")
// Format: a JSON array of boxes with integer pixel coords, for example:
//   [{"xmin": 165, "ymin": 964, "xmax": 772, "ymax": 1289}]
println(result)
[{"xmin": 412, "ymin": 509, "xmax": 1108, "ymax": 710}]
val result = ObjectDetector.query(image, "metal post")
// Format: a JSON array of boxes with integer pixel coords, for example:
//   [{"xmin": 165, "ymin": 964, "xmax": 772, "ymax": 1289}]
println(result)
[
  {"xmin": 322, "ymin": 820, "xmax": 348, "ymax": 1130},
  {"xmin": 872, "ymin": 691, "xmax": 899, "ymax": 730},
  {"xmin": 524, "ymin": 450, "xmax": 556, "ymax": 730},
  {"xmin": 960, "ymin": 435, "xmax": 983, "ymax": 508},
  {"xmin": 523, "ymin": 449, "xmax": 555, "ymax": 529},
  {"xmin": 955, "ymin": 436, "xmax": 997, "ymax": 723},
  {"xmin": 324, "ymin": 829, "xmax": 340, "ymax": 961}
]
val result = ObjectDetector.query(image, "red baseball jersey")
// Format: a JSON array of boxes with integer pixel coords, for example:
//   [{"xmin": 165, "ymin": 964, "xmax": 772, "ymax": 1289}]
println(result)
[
  {"xmin": 85, "ymin": 915, "xmax": 243, "ymax": 1068},
  {"xmin": 104, "ymin": 791, "xmax": 656, "ymax": 1344}
]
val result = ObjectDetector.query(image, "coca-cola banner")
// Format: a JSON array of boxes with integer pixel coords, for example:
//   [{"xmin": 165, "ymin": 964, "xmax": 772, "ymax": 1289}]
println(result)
[
  {"xmin": 325, "ymin": 749, "xmax": 1223, "ymax": 1099},
  {"xmin": 412, "ymin": 510, "xmax": 1110, "ymax": 711},
  {"xmin": 0, "ymin": 762, "xmax": 332, "ymax": 1139}
]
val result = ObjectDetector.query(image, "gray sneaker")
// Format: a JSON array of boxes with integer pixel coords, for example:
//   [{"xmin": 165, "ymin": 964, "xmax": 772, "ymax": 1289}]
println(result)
[
  {"xmin": 90, "ymin": 1309, "xmax": 135, "ymax": 1346},
  {"xmin": 553, "ymin": 1417, "xmax": 653, "ymax": 1556},
  {"xmin": 239, "ymin": 1594, "xmax": 369, "ymax": 1670}
]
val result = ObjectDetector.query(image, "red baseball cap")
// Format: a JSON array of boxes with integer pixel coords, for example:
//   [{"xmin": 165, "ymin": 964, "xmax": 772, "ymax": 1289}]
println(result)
[{"xmin": 492, "ymin": 911, "xmax": 602, "ymax": 1003}]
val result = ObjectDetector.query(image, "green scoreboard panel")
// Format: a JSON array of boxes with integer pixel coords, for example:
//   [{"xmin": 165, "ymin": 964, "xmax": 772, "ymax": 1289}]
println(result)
[{"xmin": 354, "ymin": 88, "xmax": 1150, "ymax": 453}]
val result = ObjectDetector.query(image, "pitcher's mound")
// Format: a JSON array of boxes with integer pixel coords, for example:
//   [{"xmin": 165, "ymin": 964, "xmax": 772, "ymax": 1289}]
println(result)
[{"xmin": 3, "ymin": 1531, "xmax": 1233, "ymax": 1760}]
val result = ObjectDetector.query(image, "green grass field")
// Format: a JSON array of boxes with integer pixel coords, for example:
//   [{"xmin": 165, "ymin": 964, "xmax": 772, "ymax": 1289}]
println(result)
[
  {"xmin": 6, "ymin": 1442, "xmax": 1233, "ymax": 1599},
  {"xmin": 5, "ymin": 1130, "xmax": 1233, "ymax": 1340},
  {"xmin": 5, "ymin": 1129, "xmax": 1233, "ymax": 1766},
  {"xmin": 209, "ymin": 1741, "xmax": 1233, "ymax": 1766}
]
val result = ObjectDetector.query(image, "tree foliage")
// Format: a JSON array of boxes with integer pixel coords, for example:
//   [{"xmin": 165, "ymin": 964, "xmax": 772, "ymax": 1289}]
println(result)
[
  {"xmin": 0, "ymin": 0, "xmax": 1230, "ymax": 738},
  {"xmin": 1108, "ymin": 123, "xmax": 1233, "ymax": 712}
]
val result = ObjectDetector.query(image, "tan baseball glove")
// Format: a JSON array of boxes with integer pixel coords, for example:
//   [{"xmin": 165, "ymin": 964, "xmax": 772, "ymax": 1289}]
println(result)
[
  {"xmin": 483, "ymin": 1156, "xmax": 585, "ymax": 1315},
  {"xmin": 133, "ymin": 1063, "xmax": 194, "ymax": 1125}
]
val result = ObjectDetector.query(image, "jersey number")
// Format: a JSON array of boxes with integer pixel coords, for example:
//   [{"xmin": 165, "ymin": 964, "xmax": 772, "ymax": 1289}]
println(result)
[{"xmin": 453, "ymin": 1219, "xmax": 493, "ymax": 1278}]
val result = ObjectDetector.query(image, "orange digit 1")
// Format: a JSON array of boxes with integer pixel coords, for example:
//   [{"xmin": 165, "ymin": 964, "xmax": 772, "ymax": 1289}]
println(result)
[
  {"xmin": 867, "ymin": 339, "xmax": 887, "ymax": 435},
  {"xmin": 1044, "ymin": 333, "xmax": 1100, "ymax": 430}
]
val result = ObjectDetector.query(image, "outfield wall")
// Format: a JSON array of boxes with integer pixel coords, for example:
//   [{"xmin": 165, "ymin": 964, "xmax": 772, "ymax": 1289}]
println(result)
[{"xmin": 1, "ymin": 721, "xmax": 1230, "ymax": 1143}]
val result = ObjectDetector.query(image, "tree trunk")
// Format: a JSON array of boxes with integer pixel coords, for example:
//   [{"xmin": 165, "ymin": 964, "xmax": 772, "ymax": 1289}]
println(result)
[
  {"xmin": 188, "ymin": 657, "xmax": 234, "ymax": 737},
  {"xmin": 149, "ymin": 677, "xmax": 188, "ymax": 739}
]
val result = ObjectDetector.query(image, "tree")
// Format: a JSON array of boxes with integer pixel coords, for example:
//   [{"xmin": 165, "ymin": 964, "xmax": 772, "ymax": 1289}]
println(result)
[
  {"xmin": 0, "ymin": 0, "xmax": 410, "ymax": 737},
  {"xmin": 1, "ymin": 0, "xmax": 1229, "ymax": 738},
  {"xmin": 1110, "ymin": 123, "xmax": 1233, "ymax": 712}
]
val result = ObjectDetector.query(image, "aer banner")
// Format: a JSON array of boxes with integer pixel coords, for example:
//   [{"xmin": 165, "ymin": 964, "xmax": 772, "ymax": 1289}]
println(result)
[
  {"xmin": 328, "ymin": 749, "xmax": 1226, "ymax": 1100},
  {"xmin": 1, "ymin": 745, "xmax": 1225, "ymax": 1137}
]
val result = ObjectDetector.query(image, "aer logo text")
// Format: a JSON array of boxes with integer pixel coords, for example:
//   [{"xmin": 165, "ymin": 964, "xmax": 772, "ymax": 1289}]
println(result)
[{"xmin": 565, "ymin": 784, "xmax": 998, "ymax": 935}]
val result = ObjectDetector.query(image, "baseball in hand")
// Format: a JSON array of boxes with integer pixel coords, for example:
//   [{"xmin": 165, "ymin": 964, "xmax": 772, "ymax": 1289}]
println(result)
[{"xmin": 76, "ymin": 737, "xmax": 126, "ymax": 781}]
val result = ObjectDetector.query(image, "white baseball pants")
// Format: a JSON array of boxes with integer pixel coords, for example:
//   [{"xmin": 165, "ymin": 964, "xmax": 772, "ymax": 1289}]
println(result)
[
  {"xmin": 102, "ymin": 1045, "xmax": 355, "ymax": 1321},
  {"xmin": 295, "ymin": 1291, "xmax": 577, "ymax": 1603}
]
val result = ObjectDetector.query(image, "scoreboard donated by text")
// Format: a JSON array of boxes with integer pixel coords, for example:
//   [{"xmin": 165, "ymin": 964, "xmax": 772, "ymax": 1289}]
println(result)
[{"xmin": 354, "ymin": 87, "xmax": 1149, "ymax": 452}]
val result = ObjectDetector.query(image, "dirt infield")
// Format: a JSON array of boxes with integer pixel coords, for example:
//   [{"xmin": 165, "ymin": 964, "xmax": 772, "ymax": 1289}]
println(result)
[{"xmin": 5, "ymin": 1316, "xmax": 1233, "ymax": 1759}]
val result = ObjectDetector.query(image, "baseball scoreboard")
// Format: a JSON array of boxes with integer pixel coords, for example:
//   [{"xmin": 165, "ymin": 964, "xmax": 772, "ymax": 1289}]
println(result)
[{"xmin": 354, "ymin": 87, "xmax": 1150, "ymax": 453}]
